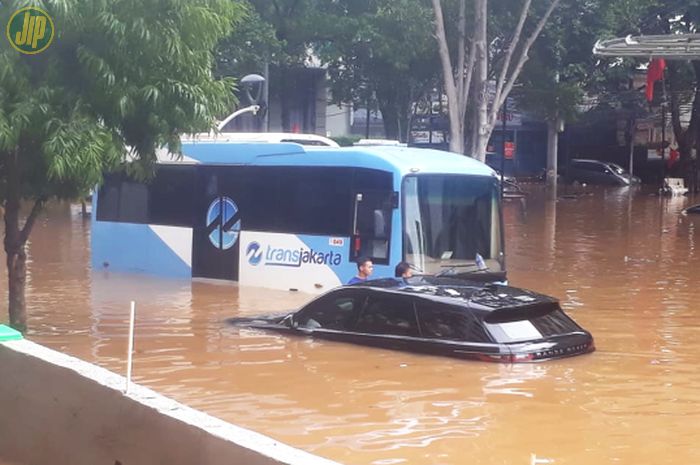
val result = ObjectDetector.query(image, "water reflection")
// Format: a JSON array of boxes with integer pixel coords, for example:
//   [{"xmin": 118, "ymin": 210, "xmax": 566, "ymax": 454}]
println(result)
[{"xmin": 3, "ymin": 190, "xmax": 700, "ymax": 465}]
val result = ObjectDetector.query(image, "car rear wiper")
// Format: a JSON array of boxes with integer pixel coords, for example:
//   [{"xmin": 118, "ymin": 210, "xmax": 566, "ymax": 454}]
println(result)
[
  {"xmin": 436, "ymin": 253, "xmax": 489, "ymax": 277},
  {"xmin": 436, "ymin": 262, "xmax": 481, "ymax": 277}
]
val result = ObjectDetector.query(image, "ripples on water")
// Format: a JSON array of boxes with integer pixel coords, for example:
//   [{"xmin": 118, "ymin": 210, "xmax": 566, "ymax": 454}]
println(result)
[{"xmin": 2, "ymin": 191, "xmax": 700, "ymax": 464}]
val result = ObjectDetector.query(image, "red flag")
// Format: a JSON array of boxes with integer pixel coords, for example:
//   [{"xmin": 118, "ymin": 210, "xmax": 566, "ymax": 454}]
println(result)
[{"xmin": 646, "ymin": 58, "xmax": 666, "ymax": 102}]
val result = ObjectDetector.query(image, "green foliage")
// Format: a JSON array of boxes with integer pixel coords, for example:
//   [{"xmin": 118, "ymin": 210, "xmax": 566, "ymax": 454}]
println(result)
[
  {"xmin": 331, "ymin": 135, "xmax": 362, "ymax": 147},
  {"xmin": 247, "ymin": 0, "xmax": 319, "ymax": 65},
  {"xmin": 214, "ymin": 2, "xmax": 282, "ymax": 78},
  {"xmin": 0, "ymin": 0, "xmax": 242, "ymax": 199},
  {"xmin": 515, "ymin": 0, "xmax": 662, "ymax": 122},
  {"xmin": 315, "ymin": 0, "xmax": 437, "ymax": 106},
  {"xmin": 314, "ymin": 0, "xmax": 438, "ymax": 139}
]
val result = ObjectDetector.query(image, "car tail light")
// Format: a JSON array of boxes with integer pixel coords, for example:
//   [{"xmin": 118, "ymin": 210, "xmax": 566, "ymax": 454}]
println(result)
[
  {"xmin": 476, "ymin": 353, "xmax": 535, "ymax": 363},
  {"xmin": 476, "ymin": 341, "xmax": 594, "ymax": 363}
]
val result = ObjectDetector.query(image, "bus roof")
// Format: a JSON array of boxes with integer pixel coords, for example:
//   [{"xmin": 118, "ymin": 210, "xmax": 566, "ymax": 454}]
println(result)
[
  {"xmin": 185, "ymin": 132, "xmax": 340, "ymax": 147},
  {"xmin": 156, "ymin": 141, "xmax": 495, "ymax": 177}
]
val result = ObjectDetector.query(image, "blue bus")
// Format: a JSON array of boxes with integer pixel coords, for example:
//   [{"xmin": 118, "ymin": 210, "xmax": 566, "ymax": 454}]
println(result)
[{"xmin": 91, "ymin": 138, "xmax": 505, "ymax": 293}]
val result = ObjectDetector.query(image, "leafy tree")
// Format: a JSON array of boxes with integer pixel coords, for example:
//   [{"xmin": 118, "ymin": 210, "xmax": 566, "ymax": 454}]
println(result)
[
  {"xmin": 214, "ymin": 3, "xmax": 281, "ymax": 80},
  {"xmin": 576, "ymin": 0, "xmax": 700, "ymax": 188},
  {"xmin": 243, "ymin": 0, "xmax": 322, "ymax": 130},
  {"xmin": 0, "ymin": 0, "xmax": 242, "ymax": 331},
  {"xmin": 316, "ymin": 0, "xmax": 439, "ymax": 141}
]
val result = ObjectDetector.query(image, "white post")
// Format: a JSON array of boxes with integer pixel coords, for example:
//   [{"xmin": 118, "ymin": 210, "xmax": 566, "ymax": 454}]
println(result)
[{"xmin": 125, "ymin": 301, "xmax": 136, "ymax": 394}]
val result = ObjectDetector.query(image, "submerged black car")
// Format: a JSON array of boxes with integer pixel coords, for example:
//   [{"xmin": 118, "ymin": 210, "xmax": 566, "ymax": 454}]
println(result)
[{"xmin": 229, "ymin": 277, "xmax": 595, "ymax": 363}]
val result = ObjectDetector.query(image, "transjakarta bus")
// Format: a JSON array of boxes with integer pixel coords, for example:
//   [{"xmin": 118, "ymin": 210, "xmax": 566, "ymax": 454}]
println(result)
[{"xmin": 92, "ymin": 137, "xmax": 505, "ymax": 293}]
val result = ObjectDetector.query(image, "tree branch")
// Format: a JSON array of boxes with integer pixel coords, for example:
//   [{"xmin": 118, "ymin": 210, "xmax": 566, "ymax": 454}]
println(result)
[
  {"xmin": 432, "ymin": 0, "xmax": 463, "ymax": 152},
  {"xmin": 490, "ymin": 0, "xmax": 560, "ymax": 126},
  {"xmin": 432, "ymin": 0, "xmax": 455, "ymax": 93},
  {"xmin": 19, "ymin": 197, "xmax": 46, "ymax": 246},
  {"xmin": 459, "ymin": 37, "xmax": 477, "ymax": 124},
  {"xmin": 456, "ymin": 0, "xmax": 466, "ymax": 100},
  {"xmin": 492, "ymin": 0, "xmax": 531, "ymax": 116}
]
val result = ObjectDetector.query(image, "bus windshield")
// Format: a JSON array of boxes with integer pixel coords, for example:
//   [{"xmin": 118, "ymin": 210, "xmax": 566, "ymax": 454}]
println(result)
[{"xmin": 402, "ymin": 175, "xmax": 504, "ymax": 275}]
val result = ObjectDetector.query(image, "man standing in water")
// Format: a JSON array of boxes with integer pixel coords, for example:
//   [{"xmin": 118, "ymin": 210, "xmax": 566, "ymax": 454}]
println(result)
[{"xmin": 347, "ymin": 257, "xmax": 373, "ymax": 284}]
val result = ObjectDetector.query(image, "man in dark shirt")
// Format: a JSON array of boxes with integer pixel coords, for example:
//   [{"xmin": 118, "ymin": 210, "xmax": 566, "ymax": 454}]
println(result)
[{"xmin": 394, "ymin": 261, "xmax": 413, "ymax": 279}]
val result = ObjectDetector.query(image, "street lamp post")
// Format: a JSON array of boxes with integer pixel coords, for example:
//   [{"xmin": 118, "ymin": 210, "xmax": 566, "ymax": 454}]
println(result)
[
  {"xmin": 218, "ymin": 73, "xmax": 266, "ymax": 132},
  {"xmin": 661, "ymin": 99, "xmax": 667, "ymax": 187}
]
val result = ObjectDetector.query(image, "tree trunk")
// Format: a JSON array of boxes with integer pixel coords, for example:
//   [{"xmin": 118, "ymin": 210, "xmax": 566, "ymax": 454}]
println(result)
[
  {"xmin": 432, "ymin": 0, "xmax": 466, "ymax": 154},
  {"xmin": 2, "ymin": 149, "xmax": 44, "ymax": 333},
  {"xmin": 380, "ymin": 104, "xmax": 399, "ymax": 140},
  {"xmin": 378, "ymin": 88, "xmax": 400, "ymax": 140},
  {"xmin": 3, "ymin": 150, "xmax": 26, "ymax": 332},
  {"xmin": 473, "ymin": 0, "xmax": 489, "ymax": 162},
  {"xmin": 398, "ymin": 99, "xmax": 411, "ymax": 143},
  {"xmin": 472, "ymin": 0, "xmax": 559, "ymax": 162},
  {"xmin": 5, "ymin": 236, "xmax": 28, "ymax": 333}
]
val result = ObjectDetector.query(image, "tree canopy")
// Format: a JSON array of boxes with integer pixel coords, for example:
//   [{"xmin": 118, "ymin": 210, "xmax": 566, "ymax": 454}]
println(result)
[
  {"xmin": 315, "ymin": 0, "xmax": 438, "ymax": 140},
  {"xmin": 0, "ymin": 0, "xmax": 243, "ymax": 330}
]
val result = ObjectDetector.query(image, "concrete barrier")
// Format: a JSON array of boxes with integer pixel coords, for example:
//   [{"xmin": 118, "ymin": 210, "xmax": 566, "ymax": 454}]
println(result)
[{"xmin": 0, "ymin": 339, "xmax": 342, "ymax": 465}]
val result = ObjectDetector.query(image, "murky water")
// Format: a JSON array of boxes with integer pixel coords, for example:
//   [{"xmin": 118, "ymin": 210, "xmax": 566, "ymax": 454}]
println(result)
[{"xmin": 3, "ymin": 186, "xmax": 700, "ymax": 465}]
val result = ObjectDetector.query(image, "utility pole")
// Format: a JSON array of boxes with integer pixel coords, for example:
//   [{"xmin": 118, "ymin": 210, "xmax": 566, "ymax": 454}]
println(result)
[
  {"xmin": 546, "ymin": 71, "xmax": 560, "ymax": 190},
  {"xmin": 500, "ymin": 97, "xmax": 507, "ymax": 199}
]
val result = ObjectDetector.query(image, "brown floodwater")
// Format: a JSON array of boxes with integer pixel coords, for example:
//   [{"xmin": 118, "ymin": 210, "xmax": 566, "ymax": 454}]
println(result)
[{"xmin": 2, "ymin": 186, "xmax": 700, "ymax": 465}]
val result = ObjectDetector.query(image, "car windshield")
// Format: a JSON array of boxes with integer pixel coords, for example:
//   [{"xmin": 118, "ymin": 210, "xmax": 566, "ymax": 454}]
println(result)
[{"xmin": 402, "ymin": 175, "xmax": 504, "ymax": 275}]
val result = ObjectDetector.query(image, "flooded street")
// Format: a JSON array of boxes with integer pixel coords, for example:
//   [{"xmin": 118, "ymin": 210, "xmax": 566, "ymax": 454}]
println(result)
[{"xmin": 3, "ymin": 186, "xmax": 700, "ymax": 465}]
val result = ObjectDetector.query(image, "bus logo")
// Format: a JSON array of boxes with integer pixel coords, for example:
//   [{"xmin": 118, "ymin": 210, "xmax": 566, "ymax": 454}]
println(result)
[
  {"xmin": 206, "ymin": 197, "xmax": 240, "ymax": 250},
  {"xmin": 6, "ymin": 7, "xmax": 55, "ymax": 55},
  {"xmin": 246, "ymin": 242, "xmax": 263, "ymax": 266}
]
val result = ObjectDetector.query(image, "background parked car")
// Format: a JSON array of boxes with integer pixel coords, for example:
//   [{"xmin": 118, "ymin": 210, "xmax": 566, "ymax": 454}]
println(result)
[{"xmin": 565, "ymin": 159, "xmax": 641, "ymax": 186}]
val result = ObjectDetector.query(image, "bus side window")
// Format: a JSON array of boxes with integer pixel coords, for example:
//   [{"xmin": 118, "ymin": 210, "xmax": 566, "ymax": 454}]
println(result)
[{"xmin": 353, "ymin": 191, "xmax": 392, "ymax": 264}]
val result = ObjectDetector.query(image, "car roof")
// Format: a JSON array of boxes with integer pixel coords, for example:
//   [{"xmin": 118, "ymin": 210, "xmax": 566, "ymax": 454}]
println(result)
[
  {"xmin": 571, "ymin": 158, "xmax": 607, "ymax": 165},
  {"xmin": 338, "ymin": 277, "xmax": 558, "ymax": 317}
]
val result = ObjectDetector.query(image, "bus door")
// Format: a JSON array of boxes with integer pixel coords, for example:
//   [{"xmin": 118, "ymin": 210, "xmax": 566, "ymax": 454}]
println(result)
[{"xmin": 192, "ymin": 167, "xmax": 241, "ymax": 280}]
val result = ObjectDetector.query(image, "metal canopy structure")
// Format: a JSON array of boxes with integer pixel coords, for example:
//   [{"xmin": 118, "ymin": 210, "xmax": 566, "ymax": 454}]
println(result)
[{"xmin": 594, "ymin": 34, "xmax": 700, "ymax": 59}]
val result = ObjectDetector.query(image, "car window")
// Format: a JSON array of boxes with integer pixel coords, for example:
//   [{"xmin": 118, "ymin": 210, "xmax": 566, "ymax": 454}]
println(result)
[
  {"xmin": 354, "ymin": 295, "xmax": 419, "ymax": 337},
  {"xmin": 294, "ymin": 293, "xmax": 362, "ymax": 330},
  {"xmin": 416, "ymin": 301, "xmax": 491, "ymax": 342},
  {"xmin": 485, "ymin": 309, "xmax": 582, "ymax": 343},
  {"xmin": 574, "ymin": 161, "xmax": 605, "ymax": 173}
]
